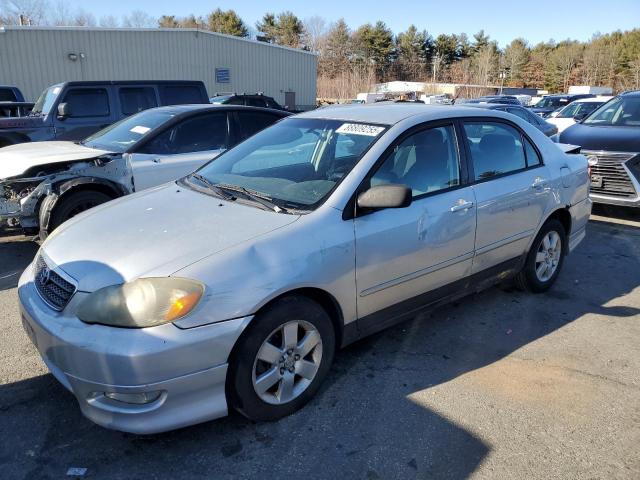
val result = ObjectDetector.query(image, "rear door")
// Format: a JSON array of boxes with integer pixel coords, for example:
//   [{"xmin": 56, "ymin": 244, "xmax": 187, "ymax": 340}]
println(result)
[
  {"xmin": 461, "ymin": 119, "xmax": 550, "ymax": 273},
  {"xmin": 353, "ymin": 123, "xmax": 477, "ymax": 326},
  {"xmin": 129, "ymin": 111, "xmax": 230, "ymax": 190},
  {"xmin": 117, "ymin": 86, "xmax": 158, "ymax": 118},
  {"xmin": 54, "ymin": 86, "xmax": 114, "ymax": 140}
]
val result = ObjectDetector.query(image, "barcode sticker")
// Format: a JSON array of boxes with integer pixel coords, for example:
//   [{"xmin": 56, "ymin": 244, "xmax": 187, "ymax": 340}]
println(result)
[
  {"xmin": 336, "ymin": 123, "xmax": 385, "ymax": 136},
  {"xmin": 130, "ymin": 126, "xmax": 151, "ymax": 135}
]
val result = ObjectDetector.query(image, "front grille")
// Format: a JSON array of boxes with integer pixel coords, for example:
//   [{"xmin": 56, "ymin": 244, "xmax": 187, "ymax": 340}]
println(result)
[
  {"xmin": 584, "ymin": 150, "xmax": 638, "ymax": 198},
  {"xmin": 33, "ymin": 256, "xmax": 76, "ymax": 311}
]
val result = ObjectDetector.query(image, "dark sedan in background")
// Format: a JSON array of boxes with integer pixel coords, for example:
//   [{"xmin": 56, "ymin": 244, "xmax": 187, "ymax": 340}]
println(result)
[
  {"xmin": 466, "ymin": 103, "xmax": 558, "ymax": 137},
  {"xmin": 529, "ymin": 94, "xmax": 594, "ymax": 118}
]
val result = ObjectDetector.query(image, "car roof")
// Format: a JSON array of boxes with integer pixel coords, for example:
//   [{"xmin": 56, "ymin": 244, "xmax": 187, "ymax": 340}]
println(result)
[
  {"xmin": 571, "ymin": 96, "xmax": 613, "ymax": 103},
  {"xmin": 294, "ymin": 103, "xmax": 511, "ymax": 126},
  {"xmin": 620, "ymin": 90, "xmax": 640, "ymax": 97},
  {"xmin": 62, "ymin": 80, "xmax": 205, "ymax": 87},
  {"xmin": 146, "ymin": 104, "xmax": 289, "ymax": 116},
  {"xmin": 463, "ymin": 103, "xmax": 520, "ymax": 110}
]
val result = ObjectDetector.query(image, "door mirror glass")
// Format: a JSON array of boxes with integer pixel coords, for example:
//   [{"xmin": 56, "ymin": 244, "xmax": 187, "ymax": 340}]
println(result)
[
  {"xmin": 357, "ymin": 184, "xmax": 412, "ymax": 210},
  {"xmin": 57, "ymin": 102, "xmax": 70, "ymax": 119}
]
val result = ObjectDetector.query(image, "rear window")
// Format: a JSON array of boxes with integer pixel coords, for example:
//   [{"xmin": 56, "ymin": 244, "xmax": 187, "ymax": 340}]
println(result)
[{"xmin": 160, "ymin": 85, "xmax": 204, "ymax": 105}]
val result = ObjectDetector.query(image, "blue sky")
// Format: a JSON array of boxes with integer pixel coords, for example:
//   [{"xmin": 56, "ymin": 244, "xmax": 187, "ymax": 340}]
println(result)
[{"xmin": 67, "ymin": 0, "xmax": 639, "ymax": 47}]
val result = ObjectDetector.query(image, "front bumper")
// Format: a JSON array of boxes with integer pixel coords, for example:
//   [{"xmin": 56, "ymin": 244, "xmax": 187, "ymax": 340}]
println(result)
[
  {"xmin": 590, "ymin": 192, "xmax": 640, "ymax": 208},
  {"xmin": 18, "ymin": 266, "xmax": 252, "ymax": 434}
]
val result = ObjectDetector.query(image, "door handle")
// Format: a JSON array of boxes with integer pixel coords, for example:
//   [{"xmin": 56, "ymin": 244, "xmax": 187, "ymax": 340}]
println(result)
[
  {"xmin": 151, "ymin": 157, "xmax": 161, "ymax": 163},
  {"xmin": 450, "ymin": 200, "xmax": 474, "ymax": 212},
  {"xmin": 531, "ymin": 177, "xmax": 547, "ymax": 190}
]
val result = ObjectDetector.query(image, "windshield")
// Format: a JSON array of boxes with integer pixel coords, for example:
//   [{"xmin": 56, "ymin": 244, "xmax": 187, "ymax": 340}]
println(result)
[
  {"xmin": 83, "ymin": 109, "xmax": 176, "ymax": 152},
  {"xmin": 556, "ymin": 101, "xmax": 602, "ymax": 119},
  {"xmin": 31, "ymin": 85, "xmax": 61, "ymax": 115},
  {"xmin": 534, "ymin": 97, "xmax": 565, "ymax": 109},
  {"xmin": 210, "ymin": 95, "xmax": 232, "ymax": 104},
  {"xmin": 189, "ymin": 118, "xmax": 386, "ymax": 209},
  {"xmin": 583, "ymin": 96, "xmax": 640, "ymax": 126}
]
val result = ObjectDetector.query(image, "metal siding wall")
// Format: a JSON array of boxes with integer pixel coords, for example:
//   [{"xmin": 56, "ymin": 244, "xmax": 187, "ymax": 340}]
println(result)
[{"xmin": 0, "ymin": 27, "xmax": 317, "ymax": 105}]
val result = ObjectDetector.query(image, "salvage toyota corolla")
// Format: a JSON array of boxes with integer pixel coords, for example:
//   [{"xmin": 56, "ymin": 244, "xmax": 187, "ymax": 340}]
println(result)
[{"xmin": 19, "ymin": 104, "xmax": 592, "ymax": 433}]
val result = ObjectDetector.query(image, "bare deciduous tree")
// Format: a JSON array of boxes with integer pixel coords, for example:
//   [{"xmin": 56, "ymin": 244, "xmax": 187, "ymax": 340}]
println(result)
[
  {"xmin": 303, "ymin": 15, "xmax": 327, "ymax": 53},
  {"xmin": 1, "ymin": 0, "xmax": 48, "ymax": 25},
  {"xmin": 122, "ymin": 9, "xmax": 155, "ymax": 28},
  {"xmin": 99, "ymin": 15, "xmax": 119, "ymax": 28}
]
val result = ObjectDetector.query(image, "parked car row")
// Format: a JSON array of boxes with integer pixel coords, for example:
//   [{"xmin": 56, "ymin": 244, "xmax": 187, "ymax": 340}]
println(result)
[{"xmin": 17, "ymin": 103, "xmax": 591, "ymax": 434}]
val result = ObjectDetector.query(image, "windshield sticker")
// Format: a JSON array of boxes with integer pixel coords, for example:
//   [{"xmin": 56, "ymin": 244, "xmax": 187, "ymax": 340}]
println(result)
[
  {"xmin": 336, "ymin": 123, "xmax": 385, "ymax": 137},
  {"xmin": 130, "ymin": 125, "xmax": 151, "ymax": 135}
]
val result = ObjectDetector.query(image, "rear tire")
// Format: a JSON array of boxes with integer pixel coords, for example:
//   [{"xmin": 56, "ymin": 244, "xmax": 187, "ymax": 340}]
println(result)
[
  {"xmin": 227, "ymin": 296, "xmax": 335, "ymax": 421},
  {"xmin": 48, "ymin": 190, "xmax": 112, "ymax": 233},
  {"xmin": 515, "ymin": 219, "xmax": 566, "ymax": 293}
]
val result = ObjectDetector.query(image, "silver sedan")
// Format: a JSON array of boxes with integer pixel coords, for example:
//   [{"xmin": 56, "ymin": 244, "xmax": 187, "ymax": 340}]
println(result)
[{"xmin": 18, "ymin": 104, "xmax": 592, "ymax": 433}]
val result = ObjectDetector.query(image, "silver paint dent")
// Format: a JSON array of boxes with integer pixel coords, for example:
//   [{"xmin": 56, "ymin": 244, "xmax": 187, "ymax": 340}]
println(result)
[
  {"xmin": 0, "ymin": 155, "xmax": 132, "ymax": 229},
  {"xmin": 173, "ymin": 205, "xmax": 357, "ymax": 329}
]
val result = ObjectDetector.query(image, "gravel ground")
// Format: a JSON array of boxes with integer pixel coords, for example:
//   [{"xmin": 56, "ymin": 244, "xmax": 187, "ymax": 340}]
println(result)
[{"xmin": 0, "ymin": 207, "xmax": 638, "ymax": 480}]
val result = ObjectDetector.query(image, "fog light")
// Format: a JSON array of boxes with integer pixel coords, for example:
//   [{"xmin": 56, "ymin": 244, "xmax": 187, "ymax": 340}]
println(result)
[{"xmin": 104, "ymin": 391, "xmax": 162, "ymax": 405}]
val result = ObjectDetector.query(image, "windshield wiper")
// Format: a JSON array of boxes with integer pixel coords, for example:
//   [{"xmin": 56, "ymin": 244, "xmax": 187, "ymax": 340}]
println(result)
[
  {"xmin": 215, "ymin": 182, "xmax": 288, "ymax": 213},
  {"xmin": 189, "ymin": 173, "xmax": 237, "ymax": 201}
]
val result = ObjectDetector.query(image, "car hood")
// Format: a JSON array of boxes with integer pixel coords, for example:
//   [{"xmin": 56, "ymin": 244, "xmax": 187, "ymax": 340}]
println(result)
[
  {"xmin": 559, "ymin": 123, "xmax": 640, "ymax": 152},
  {"xmin": 0, "ymin": 141, "xmax": 112, "ymax": 179},
  {"xmin": 41, "ymin": 183, "xmax": 300, "ymax": 292}
]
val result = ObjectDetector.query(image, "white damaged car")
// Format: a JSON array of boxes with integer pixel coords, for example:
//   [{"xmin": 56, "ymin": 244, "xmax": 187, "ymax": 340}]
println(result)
[{"xmin": 0, "ymin": 104, "xmax": 287, "ymax": 237}]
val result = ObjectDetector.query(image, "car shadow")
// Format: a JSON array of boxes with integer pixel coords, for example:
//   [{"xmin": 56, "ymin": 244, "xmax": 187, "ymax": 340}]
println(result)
[
  {"xmin": 0, "ymin": 222, "xmax": 638, "ymax": 479},
  {"xmin": 0, "ymin": 236, "xmax": 38, "ymax": 291}
]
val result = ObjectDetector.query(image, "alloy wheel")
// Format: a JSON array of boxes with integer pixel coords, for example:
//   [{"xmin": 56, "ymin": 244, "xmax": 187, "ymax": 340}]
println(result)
[
  {"xmin": 251, "ymin": 320, "xmax": 323, "ymax": 405},
  {"xmin": 534, "ymin": 230, "xmax": 562, "ymax": 282}
]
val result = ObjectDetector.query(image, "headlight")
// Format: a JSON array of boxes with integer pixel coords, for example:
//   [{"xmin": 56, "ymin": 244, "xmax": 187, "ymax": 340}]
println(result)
[{"xmin": 77, "ymin": 277, "xmax": 204, "ymax": 328}]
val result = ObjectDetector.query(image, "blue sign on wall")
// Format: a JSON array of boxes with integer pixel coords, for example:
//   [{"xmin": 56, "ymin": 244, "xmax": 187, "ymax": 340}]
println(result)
[{"xmin": 215, "ymin": 68, "xmax": 230, "ymax": 84}]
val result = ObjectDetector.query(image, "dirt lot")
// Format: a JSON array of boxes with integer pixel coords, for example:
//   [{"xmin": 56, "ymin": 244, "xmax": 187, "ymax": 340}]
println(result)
[{"xmin": 0, "ymin": 206, "xmax": 638, "ymax": 480}]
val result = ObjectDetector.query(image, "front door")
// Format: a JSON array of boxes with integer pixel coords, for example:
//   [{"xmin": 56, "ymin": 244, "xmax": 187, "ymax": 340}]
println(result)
[
  {"xmin": 461, "ymin": 120, "xmax": 551, "ymax": 272},
  {"xmin": 54, "ymin": 87, "xmax": 114, "ymax": 140},
  {"xmin": 130, "ymin": 111, "xmax": 230, "ymax": 191},
  {"xmin": 354, "ymin": 124, "xmax": 477, "ymax": 329}
]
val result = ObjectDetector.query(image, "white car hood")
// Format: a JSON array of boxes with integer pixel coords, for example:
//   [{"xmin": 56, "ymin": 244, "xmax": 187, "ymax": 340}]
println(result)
[
  {"xmin": 547, "ymin": 117, "xmax": 576, "ymax": 133},
  {"xmin": 41, "ymin": 183, "xmax": 300, "ymax": 292},
  {"xmin": 0, "ymin": 141, "xmax": 112, "ymax": 179}
]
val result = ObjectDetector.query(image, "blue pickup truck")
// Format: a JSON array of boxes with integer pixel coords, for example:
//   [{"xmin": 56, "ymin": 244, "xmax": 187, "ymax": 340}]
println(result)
[
  {"xmin": 0, "ymin": 85, "xmax": 34, "ymax": 118},
  {"xmin": 0, "ymin": 80, "xmax": 209, "ymax": 147}
]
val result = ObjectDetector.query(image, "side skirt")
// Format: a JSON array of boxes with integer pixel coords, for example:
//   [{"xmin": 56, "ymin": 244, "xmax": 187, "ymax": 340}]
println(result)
[{"xmin": 342, "ymin": 256, "xmax": 524, "ymax": 347}]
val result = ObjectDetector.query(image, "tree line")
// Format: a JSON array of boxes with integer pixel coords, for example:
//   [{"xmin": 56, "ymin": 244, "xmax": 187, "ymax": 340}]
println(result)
[{"xmin": 2, "ymin": 1, "xmax": 639, "ymax": 99}]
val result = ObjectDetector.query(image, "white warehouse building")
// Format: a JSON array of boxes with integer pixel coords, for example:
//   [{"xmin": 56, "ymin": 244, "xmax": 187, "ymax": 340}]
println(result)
[{"xmin": 0, "ymin": 26, "xmax": 317, "ymax": 109}]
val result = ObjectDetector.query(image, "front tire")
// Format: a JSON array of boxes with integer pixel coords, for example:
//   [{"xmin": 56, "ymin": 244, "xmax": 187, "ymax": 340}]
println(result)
[
  {"xmin": 227, "ymin": 296, "xmax": 335, "ymax": 421},
  {"xmin": 48, "ymin": 190, "xmax": 112, "ymax": 233},
  {"xmin": 516, "ymin": 218, "xmax": 566, "ymax": 292}
]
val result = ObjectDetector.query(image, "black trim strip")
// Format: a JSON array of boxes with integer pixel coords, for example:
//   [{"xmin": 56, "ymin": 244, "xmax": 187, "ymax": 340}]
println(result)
[{"xmin": 344, "ymin": 256, "xmax": 524, "ymax": 346}]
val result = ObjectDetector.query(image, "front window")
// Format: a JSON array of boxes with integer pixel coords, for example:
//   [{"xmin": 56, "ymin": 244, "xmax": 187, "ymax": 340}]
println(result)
[
  {"xmin": 82, "ymin": 109, "xmax": 175, "ymax": 152},
  {"xmin": 188, "ymin": 118, "xmax": 386, "ymax": 209},
  {"xmin": 556, "ymin": 101, "xmax": 601, "ymax": 119},
  {"xmin": 31, "ymin": 85, "xmax": 61, "ymax": 115},
  {"xmin": 583, "ymin": 96, "xmax": 640, "ymax": 126}
]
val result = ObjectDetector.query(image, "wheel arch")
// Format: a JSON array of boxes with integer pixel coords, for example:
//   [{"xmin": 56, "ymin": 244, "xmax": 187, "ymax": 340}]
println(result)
[
  {"xmin": 253, "ymin": 287, "xmax": 345, "ymax": 349},
  {"xmin": 39, "ymin": 176, "xmax": 127, "ymax": 233}
]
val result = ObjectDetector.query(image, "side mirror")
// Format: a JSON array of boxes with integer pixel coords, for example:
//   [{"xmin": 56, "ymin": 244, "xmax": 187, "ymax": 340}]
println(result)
[
  {"xmin": 57, "ymin": 102, "xmax": 70, "ymax": 119},
  {"xmin": 357, "ymin": 184, "xmax": 412, "ymax": 211}
]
